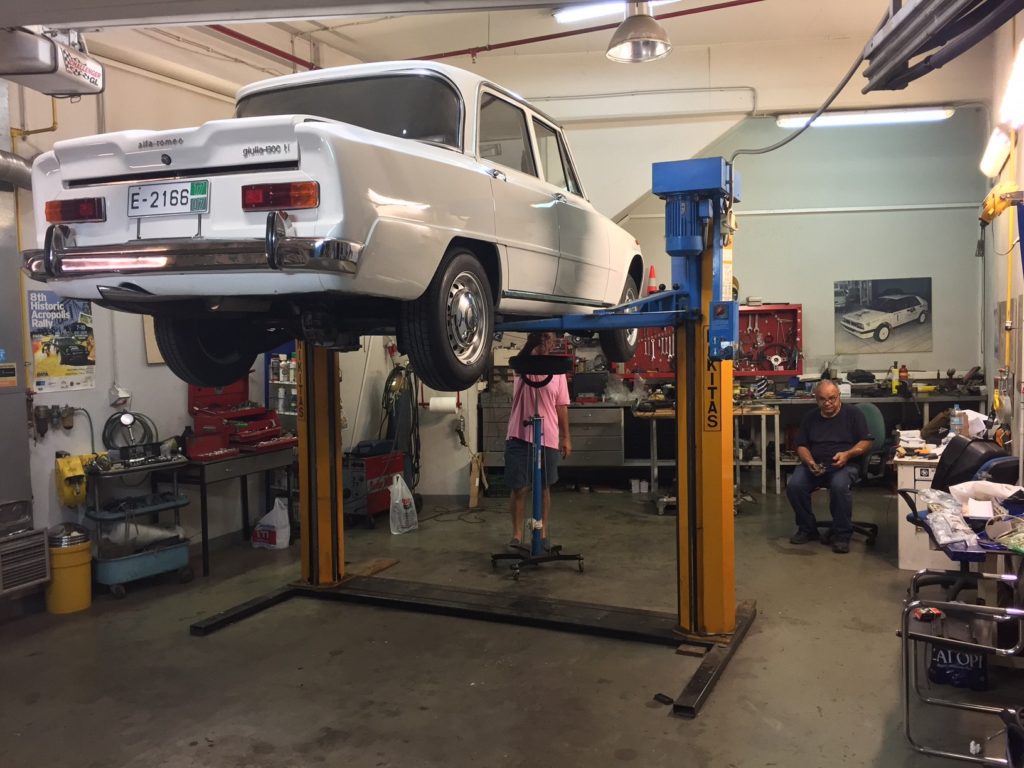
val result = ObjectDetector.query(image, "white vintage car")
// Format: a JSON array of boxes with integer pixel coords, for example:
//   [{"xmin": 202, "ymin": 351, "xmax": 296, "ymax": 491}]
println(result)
[
  {"xmin": 22, "ymin": 61, "xmax": 643, "ymax": 391},
  {"xmin": 839, "ymin": 293, "xmax": 929, "ymax": 342}
]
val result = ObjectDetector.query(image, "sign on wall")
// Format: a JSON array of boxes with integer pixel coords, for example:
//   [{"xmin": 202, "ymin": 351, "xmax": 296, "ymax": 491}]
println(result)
[
  {"xmin": 833, "ymin": 277, "xmax": 933, "ymax": 355},
  {"xmin": 27, "ymin": 290, "xmax": 95, "ymax": 392}
]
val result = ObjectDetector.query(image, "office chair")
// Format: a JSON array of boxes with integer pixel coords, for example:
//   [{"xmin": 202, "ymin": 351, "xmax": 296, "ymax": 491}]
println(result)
[{"xmin": 814, "ymin": 402, "xmax": 886, "ymax": 545}]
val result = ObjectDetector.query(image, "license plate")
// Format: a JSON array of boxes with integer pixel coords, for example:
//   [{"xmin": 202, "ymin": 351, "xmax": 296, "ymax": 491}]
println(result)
[{"xmin": 127, "ymin": 180, "xmax": 210, "ymax": 217}]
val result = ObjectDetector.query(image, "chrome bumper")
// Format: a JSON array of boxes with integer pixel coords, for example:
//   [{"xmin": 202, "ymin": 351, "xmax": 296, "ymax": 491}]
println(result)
[{"xmin": 22, "ymin": 211, "xmax": 361, "ymax": 281}]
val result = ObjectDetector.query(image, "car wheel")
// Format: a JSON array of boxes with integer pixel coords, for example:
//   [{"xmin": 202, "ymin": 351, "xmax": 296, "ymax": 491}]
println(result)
[
  {"xmin": 918, "ymin": 311, "xmax": 928, "ymax": 324},
  {"xmin": 401, "ymin": 247, "xmax": 494, "ymax": 392},
  {"xmin": 599, "ymin": 274, "xmax": 640, "ymax": 362},
  {"xmin": 874, "ymin": 324, "xmax": 891, "ymax": 342},
  {"xmin": 154, "ymin": 315, "xmax": 259, "ymax": 387}
]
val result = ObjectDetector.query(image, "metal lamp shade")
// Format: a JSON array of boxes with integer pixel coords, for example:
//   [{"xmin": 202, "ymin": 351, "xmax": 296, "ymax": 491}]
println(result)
[{"xmin": 606, "ymin": 3, "xmax": 672, "ymax": 63}]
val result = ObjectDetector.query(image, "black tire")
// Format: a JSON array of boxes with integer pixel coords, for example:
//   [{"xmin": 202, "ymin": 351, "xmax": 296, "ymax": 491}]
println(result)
[
  {"xmin": 599, "ymin": 274, "xmax": 640, "ymax": 362},
  {"xmin": 178, "ymin": 566, "xmax": 194, "ymax": 584},
  {"xmin": 874, "ymin": 324, "xmax": 891, "ymax": 342},
  {"xmin": 110, "ymin": 583, "xmax": 126, "ymax": 599},
  {"xmin": 154, "ymin": 315, "xmax": 259, "ymax": 387},
  {"xmin": 400, "ymin": 248, "xmax": 493, "ymax": 392},
  {"xmin": 918, "ymin": 312, "xmax": 928, "ymax": 324}
]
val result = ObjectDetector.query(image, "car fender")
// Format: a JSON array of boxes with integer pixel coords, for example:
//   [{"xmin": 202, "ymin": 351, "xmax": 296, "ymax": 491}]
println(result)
[{"xmin": 299, "ymin": 122, "xmax": 497, "ymax": 299}]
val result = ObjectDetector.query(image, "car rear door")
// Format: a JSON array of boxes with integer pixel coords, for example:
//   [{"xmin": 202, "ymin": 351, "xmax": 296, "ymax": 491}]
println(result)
[
  {"xmin": 531, "ymin": 117, "xmax": 610, "ymax": 304},
  {"xmin": 477, "ymin": 90, "xmax": 557, "ymax": 296}
]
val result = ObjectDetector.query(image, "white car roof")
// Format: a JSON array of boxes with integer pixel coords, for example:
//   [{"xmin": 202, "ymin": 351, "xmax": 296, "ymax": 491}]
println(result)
[{"xmin": 236, "ymin": 60, "xmax": 523, "ymax": 105}]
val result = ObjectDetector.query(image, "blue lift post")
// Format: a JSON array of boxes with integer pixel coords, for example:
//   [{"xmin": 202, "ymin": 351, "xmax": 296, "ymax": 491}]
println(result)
[{"xmin": 190, "ymin": 157, "xmax": 755, "ymax": 719}]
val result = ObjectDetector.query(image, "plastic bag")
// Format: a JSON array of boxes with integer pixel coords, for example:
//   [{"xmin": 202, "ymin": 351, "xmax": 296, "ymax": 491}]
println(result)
[
  {"xmin": 927, "ymin": 509, "xmax": 977, "ymax": 546},
  {"xmin": 389, "ymin": 473, "xmax": 418, "ymax": 535},
  {"xmin": 252, "ymin": 497, "xmax": 291, "ymax": 549},
  {"xmin": 949, "ymin": 481, "xmax": 1024, "ymax": 506}
]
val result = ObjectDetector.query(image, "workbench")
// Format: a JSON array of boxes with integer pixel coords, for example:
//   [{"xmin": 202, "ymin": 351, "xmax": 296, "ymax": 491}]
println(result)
[{"xmin": 154, "ymin": 447, "xmax": 296, "ymax": 577}]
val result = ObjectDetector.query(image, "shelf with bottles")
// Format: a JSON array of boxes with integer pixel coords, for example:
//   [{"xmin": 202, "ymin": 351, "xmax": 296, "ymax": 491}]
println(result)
[{"xmin": 268, "ymin": 379, "xmax": 299, "ymax": 387}]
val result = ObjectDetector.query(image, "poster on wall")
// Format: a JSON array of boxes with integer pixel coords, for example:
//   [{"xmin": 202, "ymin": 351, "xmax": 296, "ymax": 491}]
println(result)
[
  {"xmin": 27, "ymin": 290, "xmax": 96, "ymax": 392},
  {"xmin": 834, "ymin": 277, "xmax": 932, "ymax": 354}
]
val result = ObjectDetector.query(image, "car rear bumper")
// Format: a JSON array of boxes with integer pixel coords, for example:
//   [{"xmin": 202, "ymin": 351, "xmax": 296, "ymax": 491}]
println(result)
[{"xmin": 22, "ymin": 211, "xmax": 362, "ymax": 282}]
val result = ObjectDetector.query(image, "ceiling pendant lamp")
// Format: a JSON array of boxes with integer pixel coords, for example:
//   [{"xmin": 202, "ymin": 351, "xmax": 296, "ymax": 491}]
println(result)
[{"xmin": 606, "ymin": 1, "xmax": 672, "ymax": 63}]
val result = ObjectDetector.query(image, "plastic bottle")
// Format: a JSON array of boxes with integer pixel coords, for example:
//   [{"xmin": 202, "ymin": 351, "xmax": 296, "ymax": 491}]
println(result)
[
  {"xmin": 288, "ymin": 354, "xmax": 297, "ymax": 382},
  {"xmin": 949, "ymin": 404, "xmax": 965, "ymax": 436},
  {"xmin": 899, "ymin": 364, "xmax": 909, "ymax": 383},
  {"xmin": 889, "ymin": 361, "xmax": 899, "ymax": 394},
  {"xmin": 270, "ymin": 355, "xmax": 281, "ymax": 382}
]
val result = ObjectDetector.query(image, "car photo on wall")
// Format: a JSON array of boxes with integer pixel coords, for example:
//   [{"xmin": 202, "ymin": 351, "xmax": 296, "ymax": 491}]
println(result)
[
  {"xmin": 840, "ymin": 294, "xmax": 929, "ymax": 342},
  {"xmin": 834, "ymin": 277, "xmax": 933, "ymax": 354}
]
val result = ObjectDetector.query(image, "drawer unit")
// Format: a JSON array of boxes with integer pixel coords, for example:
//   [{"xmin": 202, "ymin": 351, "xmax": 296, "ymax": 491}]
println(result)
[{"xmin": 481, "ymin": 404, "xmax": 624, "ymax": 467}]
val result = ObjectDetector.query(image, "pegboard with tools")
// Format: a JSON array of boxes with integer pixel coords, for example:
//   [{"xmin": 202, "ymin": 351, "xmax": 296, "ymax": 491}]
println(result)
[
  {"xmin": 622, "ymin": 326, "xmax": 676, "ymax": 378},
  {"xmin": 734, "ymin": 304, "xmax": 803, "ymax": 378}
]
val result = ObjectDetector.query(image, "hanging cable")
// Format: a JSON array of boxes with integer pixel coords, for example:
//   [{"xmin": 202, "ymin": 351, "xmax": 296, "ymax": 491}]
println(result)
[{"xmin": 729, "ymin": 11, "xmax": 889, "ymax": 165}]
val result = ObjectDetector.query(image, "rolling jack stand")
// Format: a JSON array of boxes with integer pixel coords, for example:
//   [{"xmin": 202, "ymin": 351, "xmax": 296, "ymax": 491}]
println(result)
[{"xmin": 490, "ymin": 353, "xmax": 584, "ymax": 579}]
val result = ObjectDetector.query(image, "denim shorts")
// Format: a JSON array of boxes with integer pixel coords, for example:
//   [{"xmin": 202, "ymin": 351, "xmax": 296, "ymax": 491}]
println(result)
[{"xmin": 504, "ymin": 438, "xmax": 560, "ymax": 490}]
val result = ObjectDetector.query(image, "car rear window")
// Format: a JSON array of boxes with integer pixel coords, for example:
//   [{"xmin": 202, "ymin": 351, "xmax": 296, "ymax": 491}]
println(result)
[{"xmin": 236, "ymin": 73, "xmax": 462, "ymax": 149}]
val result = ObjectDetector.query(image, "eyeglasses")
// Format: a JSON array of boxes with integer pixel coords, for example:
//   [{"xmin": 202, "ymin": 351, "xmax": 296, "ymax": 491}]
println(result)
[{"xmin": 816, "ymin": 395, "xmax": 840, "ymax": 404}]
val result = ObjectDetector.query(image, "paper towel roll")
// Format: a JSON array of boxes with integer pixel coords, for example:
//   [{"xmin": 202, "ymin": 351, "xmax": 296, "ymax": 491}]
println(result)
[{"xmin": 428, "ymin": 396, "xmax": 459, "ymax": 413}]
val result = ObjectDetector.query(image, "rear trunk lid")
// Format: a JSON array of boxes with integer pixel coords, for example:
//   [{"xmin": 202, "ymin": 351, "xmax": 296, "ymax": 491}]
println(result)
[{"xmin": 52, "ymin": 114, "xmax": 315, "ymax": 186}]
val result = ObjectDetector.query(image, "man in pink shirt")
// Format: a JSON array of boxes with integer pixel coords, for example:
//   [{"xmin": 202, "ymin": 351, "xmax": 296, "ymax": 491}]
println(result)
[{"xmin": 505, "ymin": 331, "xmax": 573, "ymax": 548}]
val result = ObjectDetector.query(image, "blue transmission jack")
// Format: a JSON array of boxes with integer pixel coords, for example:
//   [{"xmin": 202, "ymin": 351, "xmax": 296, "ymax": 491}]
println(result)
[
  {"xmin": 490, "ymin": 355, "xmax": 584, "ymax": 578},
  {"xmin": 496, "ymin": 157, "xmax": 739, "ymax": 362}
]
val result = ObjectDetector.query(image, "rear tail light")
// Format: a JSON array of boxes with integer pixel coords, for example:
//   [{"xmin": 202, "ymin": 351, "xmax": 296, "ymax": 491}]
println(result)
[
  {"xmin": 241, "ymin": 181, "xmax": 319, "ymax": 212},
  {"xmin": 45, "ymin": 198, "xmax": 106, "ymax": 223}
]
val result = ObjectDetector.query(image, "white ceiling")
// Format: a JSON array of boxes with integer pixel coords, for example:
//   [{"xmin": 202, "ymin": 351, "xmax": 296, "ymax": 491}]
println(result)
[
  {"xmin": 0, "ymin": 1, "xmax": 891, "ymax": 63},
  {"xmin": 270, "ymin": 1, "xmax": 888, "ymax": 63}
]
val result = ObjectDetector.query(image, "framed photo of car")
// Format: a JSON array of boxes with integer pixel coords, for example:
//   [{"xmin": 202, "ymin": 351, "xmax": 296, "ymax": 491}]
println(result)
[{"xmin": 834, "ymin": 277, "xmax": 932, "ymax": 354}]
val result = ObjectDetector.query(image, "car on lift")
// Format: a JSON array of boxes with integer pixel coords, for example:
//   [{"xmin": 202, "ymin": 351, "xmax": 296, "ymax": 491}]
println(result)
[
  {"xmin": 21, "ymin": 60, "xmax": 644, "ymax": 391},
  {"xmin": 839, "ymin": 293, "xmax": 928, "ymax": 342}
]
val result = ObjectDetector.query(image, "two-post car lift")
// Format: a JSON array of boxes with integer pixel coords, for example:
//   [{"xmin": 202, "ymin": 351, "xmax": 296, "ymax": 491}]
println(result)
[{"xmin": 190, "ymin": 157, "xmax": 756, "ymax": 718}]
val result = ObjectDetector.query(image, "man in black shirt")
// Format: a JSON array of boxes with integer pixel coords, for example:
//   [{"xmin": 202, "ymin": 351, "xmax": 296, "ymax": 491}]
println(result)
[{"xmin": 786, "ymin": 380, "xmax": 873, "ymax": 554}]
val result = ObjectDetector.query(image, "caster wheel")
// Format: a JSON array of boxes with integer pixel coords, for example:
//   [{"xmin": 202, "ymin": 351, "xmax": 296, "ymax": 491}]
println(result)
[
  {"xmin": 178, "ymin": 566, "xmax": 194, "ymax": 584},
  {"xmin": 110, "ymin": 584, "xmax": 127, "ymax": 599},
  {"xmin": 866, "ymin": 536, "xmax": 877, "ymax": 546},
  {"xmin": 578, "ymin": 558, "xmax": 585, "ymax": 574},
  {"xmin": 512, "ymin": 567, "xmax": 520, "ymax": 581}
]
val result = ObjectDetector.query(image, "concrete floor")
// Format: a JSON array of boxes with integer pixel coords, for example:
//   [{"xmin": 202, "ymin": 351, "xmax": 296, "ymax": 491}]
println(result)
[{"xmin": 1, "ymin": 479, "xmax": 1019, "ymax": 767}]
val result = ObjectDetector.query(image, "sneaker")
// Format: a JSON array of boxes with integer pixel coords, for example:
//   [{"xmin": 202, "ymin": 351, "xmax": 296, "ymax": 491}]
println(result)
[
  {"xmin": 508, "ymin": 537, "xmax": 521, "ymax": 549},
  {"xmin": 789, "ymin": 530, "xmax": 819, "ymax": 545},
  {"xmin": 831, "ymin": 539, "xmax": 850, "ymax": 554}
]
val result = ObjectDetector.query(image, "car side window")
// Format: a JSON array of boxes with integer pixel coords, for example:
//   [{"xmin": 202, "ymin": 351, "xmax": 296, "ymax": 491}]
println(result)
[
  {"xmin": 479, "ymin": 93, "xmax": 537, "ymax": 176},
  {"xmin": 533, "ymin": 119, "xmax": 582, "ymax": 196}
]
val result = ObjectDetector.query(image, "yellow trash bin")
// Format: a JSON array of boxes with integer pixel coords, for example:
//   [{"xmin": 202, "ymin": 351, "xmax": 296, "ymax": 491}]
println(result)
[{"xmin": 46, "ymin": 524, "xmax": 92, "ymax": 614}]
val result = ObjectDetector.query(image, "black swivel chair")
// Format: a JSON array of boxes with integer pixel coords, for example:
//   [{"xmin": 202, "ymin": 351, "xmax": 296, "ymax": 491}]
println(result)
[{"xmin": 815, "ymin": 402, "xmax": 887, "ymax": 545}]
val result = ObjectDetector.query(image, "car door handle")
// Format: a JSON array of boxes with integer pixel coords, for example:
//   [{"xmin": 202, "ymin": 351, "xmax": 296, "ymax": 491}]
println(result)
[
  {"xmin": 553, "ymin": 192, "xmax": 567, "ymax": 203},
  {"xmin": 488, "ymin": 168, "xmax": 507, "ymax": 182}
]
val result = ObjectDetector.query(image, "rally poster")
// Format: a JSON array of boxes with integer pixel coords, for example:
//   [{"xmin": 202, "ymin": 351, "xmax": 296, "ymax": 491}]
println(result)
[{"xmin": 27, "ymin": 290, "xmax": 96, "ymax": 393}]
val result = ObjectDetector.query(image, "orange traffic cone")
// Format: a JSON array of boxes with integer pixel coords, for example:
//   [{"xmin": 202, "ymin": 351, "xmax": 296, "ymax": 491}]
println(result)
[{"xmin": 646, "ymin": 265, "xmax": 658, "ymax": 295}]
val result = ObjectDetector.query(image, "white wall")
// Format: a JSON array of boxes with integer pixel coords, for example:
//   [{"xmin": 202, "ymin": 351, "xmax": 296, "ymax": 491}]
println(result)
[{"xmin": 620, "ymin": 109, "xmax": 989, "ymax": 375}]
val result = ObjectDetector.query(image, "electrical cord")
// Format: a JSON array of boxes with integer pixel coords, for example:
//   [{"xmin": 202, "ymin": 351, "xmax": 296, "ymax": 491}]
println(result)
[
  {"xmin": 729, "ymin": 12, "xmax": 889, "ymax": 166},
  {"xmin": 74, "ymin": 407, "xmax": 95, "ymax": 453}
]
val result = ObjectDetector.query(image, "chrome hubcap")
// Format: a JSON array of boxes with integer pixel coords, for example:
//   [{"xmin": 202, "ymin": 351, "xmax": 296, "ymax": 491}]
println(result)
[{"xmin": 446, "ymin": 270, "xmax": 488, "ymax": 365}]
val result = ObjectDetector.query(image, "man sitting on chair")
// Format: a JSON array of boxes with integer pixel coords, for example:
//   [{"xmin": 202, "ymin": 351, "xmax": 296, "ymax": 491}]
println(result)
[{"xmin": 787, "ymin": 380, "xmax": 873, "ymax": 554}]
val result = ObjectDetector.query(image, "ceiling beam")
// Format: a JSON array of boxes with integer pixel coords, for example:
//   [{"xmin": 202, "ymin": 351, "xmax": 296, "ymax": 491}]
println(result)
[{"xmin": 0, "ymin": 0, "xmax": 597, "ymax": 29}]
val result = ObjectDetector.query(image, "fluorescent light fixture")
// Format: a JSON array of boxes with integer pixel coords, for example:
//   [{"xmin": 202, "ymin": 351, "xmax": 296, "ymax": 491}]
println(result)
[
  {"xmin": 980, "ymin": 127, "xmax": 1013, "ymax": 178},
  {"xmin": 775, "ymin": 107, "xmax": 955, "ymax": 129},
  {"xmin": 555, "ymin": 0, "xmax": 676, "ymax": 24},
  {"xmin": 606, "ymin": 2, "xmax": 672, "ymax": 63},
  {"xmin": 999, "ymin": 39, "xmax": 1024, "ymax": 128}
]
